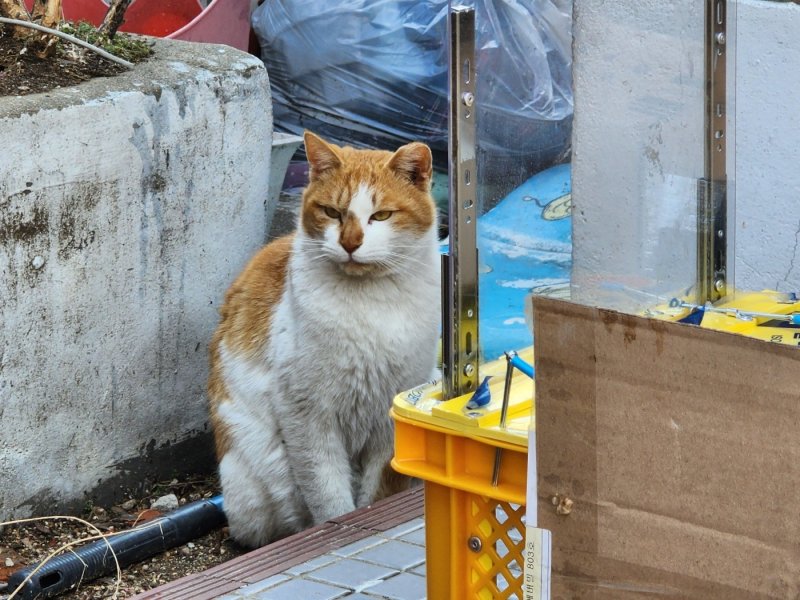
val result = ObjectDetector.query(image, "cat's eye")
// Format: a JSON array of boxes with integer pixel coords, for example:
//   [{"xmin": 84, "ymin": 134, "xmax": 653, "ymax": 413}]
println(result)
[
  {"xmin": 371, "ymin": 210, "xmax": 393, "ymax": 222},
  {"xmin": 322, "ymin": 206, "xmax": 341, "ymax": 219}
]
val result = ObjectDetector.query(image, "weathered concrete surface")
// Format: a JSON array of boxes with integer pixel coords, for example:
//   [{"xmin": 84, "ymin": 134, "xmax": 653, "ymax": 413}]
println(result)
[
  {"xmin": 572, "ymin": 0, "xmax": 800, "ymax": 309},
  {"xmin": 734, "ymin": 0, "xmax": 800, "ymax": 292},
  {"xmin": 0, "ymin": 38, "xmax": 272, "ymax": 518}
]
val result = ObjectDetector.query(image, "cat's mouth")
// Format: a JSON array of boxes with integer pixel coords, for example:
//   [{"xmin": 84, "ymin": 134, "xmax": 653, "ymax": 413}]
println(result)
[{"xmin": 339, "ymin": 258, "xmax": 379, "ymax": 276}]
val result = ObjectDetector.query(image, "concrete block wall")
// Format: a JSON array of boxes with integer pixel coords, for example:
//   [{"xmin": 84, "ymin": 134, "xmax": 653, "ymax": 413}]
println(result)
[
  {"xmin": 734, "ymin": 0, "xmax": 800, "ymax": 291},
  {"xmin": 0, "ymin": 39, "xmax": 272, "ymax": 518},
  {"xmin": 571, "ymin": 0, "xmax": 800, "ymax": 308}
]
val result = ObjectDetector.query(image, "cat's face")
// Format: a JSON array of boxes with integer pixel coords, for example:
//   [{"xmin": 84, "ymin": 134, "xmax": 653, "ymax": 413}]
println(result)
[{"xmin": 299, "ymin": 132, "xmax": 436, "ymax": 277}]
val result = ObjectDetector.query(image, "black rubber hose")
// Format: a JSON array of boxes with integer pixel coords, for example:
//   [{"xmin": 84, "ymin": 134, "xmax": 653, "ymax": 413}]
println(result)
[{"xmin": 7, "ymin": 496, "xmax": 226, "ymax": 600}]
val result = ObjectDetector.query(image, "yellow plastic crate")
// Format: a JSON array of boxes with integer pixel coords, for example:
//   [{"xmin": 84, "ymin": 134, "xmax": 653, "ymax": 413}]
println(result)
[
  {"xmin": 646, "ymin": 289, "xmax": 800, "ymax": 344},
  {"xmin": 391, "ymin": 349, "xmax": 533, "ymax": 600}
]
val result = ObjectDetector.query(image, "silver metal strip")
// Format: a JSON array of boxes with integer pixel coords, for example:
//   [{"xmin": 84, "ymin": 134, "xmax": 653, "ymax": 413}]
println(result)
[
  {"xmin": 699, "ymin": 0, "xmax": 728, "ymax": 302},
  {"xmin": 491, "ymin": 351, "xmax": 516, "ymax": 486},
  {"xmin": 442, "ymin": 5, "xmax": 479, "ymax": 400}
]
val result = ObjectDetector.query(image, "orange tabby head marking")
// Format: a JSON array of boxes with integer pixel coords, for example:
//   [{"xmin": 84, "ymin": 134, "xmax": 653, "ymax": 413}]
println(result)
[{"xmin": 300, "ymin": 132, "xmax": 436, "ymax": 276}]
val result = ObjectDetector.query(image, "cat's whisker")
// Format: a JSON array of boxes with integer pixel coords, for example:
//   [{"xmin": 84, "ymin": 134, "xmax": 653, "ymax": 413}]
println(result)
[
  {"xmin": 383, "ymin": 252, "xmax": 430, "ymax": 268},
  {"xmin": 375, "ymin": 257, "xmax": 410, "ymax": 270}
]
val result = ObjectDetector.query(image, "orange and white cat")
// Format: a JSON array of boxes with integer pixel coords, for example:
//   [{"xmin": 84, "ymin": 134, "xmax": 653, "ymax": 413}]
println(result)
[{"xmin": 207, "ymin": 132, "xmax": 440, "ymax": 547}]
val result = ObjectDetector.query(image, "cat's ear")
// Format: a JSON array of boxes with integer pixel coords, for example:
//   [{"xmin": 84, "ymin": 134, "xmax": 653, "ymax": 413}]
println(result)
[
  {"xmin": 387, "ymin": 142, "xmax": 432, "ymax": 191},
  {"xmin": 304, "ymin": 131, "xmax": 342, "ymax": 181}
]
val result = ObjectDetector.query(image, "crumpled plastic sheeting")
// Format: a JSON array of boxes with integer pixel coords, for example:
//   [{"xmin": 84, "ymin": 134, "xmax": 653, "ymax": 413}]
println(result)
[
  {"xmin": 252, "ymin": 0, "xmax": 572, "ymax": 167},
  {"xmin": 479, "ymin": 0, "xmax": 572, "ymax": 121}
]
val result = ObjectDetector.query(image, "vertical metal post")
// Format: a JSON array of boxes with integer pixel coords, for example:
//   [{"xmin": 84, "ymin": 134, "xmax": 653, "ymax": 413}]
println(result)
[
  {"xmin": 699, "ymin": 0, "xmax": 728, "ymax": 302},
  {"xmin": 442, "ymin": 6, "xmax": 479, "ymax": 400}
]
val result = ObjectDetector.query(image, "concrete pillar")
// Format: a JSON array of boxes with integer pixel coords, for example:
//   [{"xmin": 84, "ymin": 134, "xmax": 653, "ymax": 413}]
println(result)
[{"xmin": 0, "ymin": 38, "xmax": 272, "ymax": 517}]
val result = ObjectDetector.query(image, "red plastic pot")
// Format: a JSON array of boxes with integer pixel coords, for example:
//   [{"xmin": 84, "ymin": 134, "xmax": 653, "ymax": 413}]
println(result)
[{"xmin": 24, "ymin": 0, "xmax": 251, "ymax": 51}]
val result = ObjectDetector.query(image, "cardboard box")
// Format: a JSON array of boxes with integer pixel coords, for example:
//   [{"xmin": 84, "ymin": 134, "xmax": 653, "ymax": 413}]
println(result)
[{"xmin": 532, "ymin": 297, "xmax": 800, "ymax": 599}]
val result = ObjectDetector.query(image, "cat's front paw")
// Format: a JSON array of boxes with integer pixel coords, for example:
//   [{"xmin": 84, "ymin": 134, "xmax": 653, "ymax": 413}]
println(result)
[{"xmin": 310, "ymin": 498, "xmax": 356, "ymax": 525}]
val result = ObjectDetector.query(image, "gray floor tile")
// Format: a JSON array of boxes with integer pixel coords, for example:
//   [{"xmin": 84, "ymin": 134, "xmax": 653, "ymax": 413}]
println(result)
[
  {"xmin": 306, "ymin": 557, "xmax": 396, "ymax": 591},
  {"xmin": 244, "ymin": 578, "xmax": 348, "ymax": 600},
  {"xmin": 352, "ymin": 539, "xmax": 425, "ymax": 570},
  {"xmin": 331, "ymin": 536, "xmax": 386, "ymax": 557},
  {"xmin": 398, "ymin": 527, "xmax": 426, "ymax": 546},
  {"xmin": 285, "ymin": 554, "xmax": 338, "ymax": 576},
  {"xmin": 212, "ymin": 516, "xmax": 431, "ymax": 599},
  {"xmin": 380, "ymin": 518, "xmax": 425, "ymax": 539},
  {"xmin": 361, "ymin": 572, "xmax": 427, "ymax": 600},
  {"xmin": 236, "ymin": 574, "xmax": 290, "ymax": 594}
]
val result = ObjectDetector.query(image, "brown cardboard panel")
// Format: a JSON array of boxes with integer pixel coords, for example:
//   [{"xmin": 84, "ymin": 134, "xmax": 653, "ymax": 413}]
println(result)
[{"xmin": 533, "ymin": 297, "xmax": 800, "ymax": 599}]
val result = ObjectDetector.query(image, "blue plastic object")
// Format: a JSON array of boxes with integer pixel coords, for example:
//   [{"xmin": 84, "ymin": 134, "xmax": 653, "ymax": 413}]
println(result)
[
  {"xmin": 465, "ymin": 376, "xmax": 493, "ymax": 410},
  {"xmin": 509, "ymin": 354, "xmax": 535, "ymax": 379},
  {"xmin": 670, "ymin": 297, "xmax": 800, "ymax": 327},
  {"xmin": 442, "ymin": 163, "xmax": 572, "ymax": 360}
]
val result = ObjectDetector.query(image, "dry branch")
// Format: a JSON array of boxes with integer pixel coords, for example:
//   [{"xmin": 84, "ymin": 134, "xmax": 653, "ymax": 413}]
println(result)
[
  {"xmin": 30, "ymin": 0, "xmax": 45, "ymax": 20},
  {"xmin": 0, "ymin": 0, "xmax": 32, "ymax": 38},
  {"xmin": 39, "ymin": 0, "xmax": 60, "ymax": 29},
  {"xmin": 1, "ymin": 0, "xmax": 63, "ymax": 54},
  {"xmin": 98, "ymin": 0, "xmax": 132, "ymax": 39},
  {"xmin": 0, "ymin": 0, "xmax": 28, "ymax": 20},
  {"xmin": 29, "ymin": 0, "xmax": 61, "ymax": 57}
]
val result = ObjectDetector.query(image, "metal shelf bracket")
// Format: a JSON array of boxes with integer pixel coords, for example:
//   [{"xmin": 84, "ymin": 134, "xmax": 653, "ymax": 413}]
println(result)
[{"xmin": 442, "ymin": 5, "xmax": 479, "ymax": 400}]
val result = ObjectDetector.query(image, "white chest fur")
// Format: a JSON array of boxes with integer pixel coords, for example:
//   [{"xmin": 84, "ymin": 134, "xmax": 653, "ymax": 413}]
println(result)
[{"xmin": 268, "ymin": 232, "xmax": 440, "ymax": 431}]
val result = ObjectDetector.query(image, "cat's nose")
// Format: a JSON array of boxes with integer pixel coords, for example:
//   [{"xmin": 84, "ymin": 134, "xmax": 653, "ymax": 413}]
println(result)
[{"xmin": 341, "ymin": 240, "xmax": 362, "ymax": 255}]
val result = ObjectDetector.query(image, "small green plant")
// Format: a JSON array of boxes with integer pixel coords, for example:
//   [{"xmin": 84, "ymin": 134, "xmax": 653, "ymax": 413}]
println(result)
[
  {"xmin": 60, "ymin": 20, "xmax": 152, "ymax": 63},
  {"xmin": 83, "ymin": 499, "xmax": 95, "ymax": 515}
]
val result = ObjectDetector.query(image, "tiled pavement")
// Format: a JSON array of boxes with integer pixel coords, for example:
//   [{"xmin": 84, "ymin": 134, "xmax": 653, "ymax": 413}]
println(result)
[
  {"xmin": 134, "ymin": 487, "xmax": 427, "ymax": 600},
  {"xmin": 217, "ymin": 518, "xmax": 427, "ymax": 599}
]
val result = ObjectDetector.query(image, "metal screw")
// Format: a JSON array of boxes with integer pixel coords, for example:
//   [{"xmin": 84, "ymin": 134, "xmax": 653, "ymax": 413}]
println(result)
[
  {"xmin": 463, "ymin": 363, "xmax": 475, "ymax": 377},
  {"xmin": 716, "ymin": 32, "xmax": 726, "ymax": 46},
  {"xmin": 715, "ymin": 278, "xmax": 725, "ymax": 293},
  {"xmin": 462, "ymin": 91, "xmax": 475, "ymax": 107},
  {"xmin": 467, "ymin": 536, "xmax": 482, "ymax": 552},
  {"xmin": 467, "ymin": 309, "xmax": 474, "ymax": 318},
  {"xmin": 556, "ymin": 496, "xmax": 574, "ymax": 516},
  {"xmin": 717, "ymin": 229, "xmax": 724, "ymax": 239}
]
